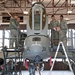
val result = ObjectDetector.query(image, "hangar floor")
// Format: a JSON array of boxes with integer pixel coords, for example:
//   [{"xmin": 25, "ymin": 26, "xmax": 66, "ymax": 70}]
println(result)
[
  {"xmin": 21, "ymin": 71, "xmax": 74, "ymax": 75},
  {"xmin": 0, "ymin": 71, "xmax": 73, "ymax": 75}
]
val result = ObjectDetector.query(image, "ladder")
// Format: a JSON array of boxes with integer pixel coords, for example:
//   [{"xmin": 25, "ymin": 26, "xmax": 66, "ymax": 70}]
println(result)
[{"xmin": 50, "ymin": 41, "xmax": 74, "ymax": 75}]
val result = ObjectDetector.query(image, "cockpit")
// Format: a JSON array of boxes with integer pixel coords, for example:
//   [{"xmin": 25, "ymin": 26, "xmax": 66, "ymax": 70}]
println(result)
[
  {"xmin": 29, "ymin": 2, "xmax": 46, "ymax": 31},
  {"xmin": 27, "ymin": 2, "xmax": 48, "ymax": 36},
  {"xmin": 34, "ymin": 10, "xmax": 40, "ymax": 30}
]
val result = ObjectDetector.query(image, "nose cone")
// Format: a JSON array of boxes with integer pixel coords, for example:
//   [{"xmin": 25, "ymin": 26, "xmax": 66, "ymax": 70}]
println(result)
[{"xmin": 30, "ymin": 44, "xmax": 42, "ymax": 53}]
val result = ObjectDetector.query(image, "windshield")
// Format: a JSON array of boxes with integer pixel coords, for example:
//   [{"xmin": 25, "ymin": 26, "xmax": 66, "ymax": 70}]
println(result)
[{"xmin": 34, "ymin": 11, "xmax": 40, "ymax": 30}]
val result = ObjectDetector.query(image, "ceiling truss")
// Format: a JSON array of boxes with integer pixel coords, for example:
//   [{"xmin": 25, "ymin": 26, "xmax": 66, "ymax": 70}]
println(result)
[{"xmin": 0, "ymin": 0, "xmax": 75, "ymax": 22}]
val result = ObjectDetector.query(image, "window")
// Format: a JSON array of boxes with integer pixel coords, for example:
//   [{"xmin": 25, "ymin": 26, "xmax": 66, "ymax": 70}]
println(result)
[
  {"xmin": 32, "ymin": 37, "xmax": 41, "ymax": 41},
  {"xmin": 34, "ymin": 12, "xmax": 40, "ymax": 30}
]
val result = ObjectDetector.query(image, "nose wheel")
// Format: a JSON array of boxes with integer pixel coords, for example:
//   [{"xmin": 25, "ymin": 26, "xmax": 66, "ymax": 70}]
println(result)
[
  {"xmin": 25, "ymin": 58, "xmax": 43, "ymax": 75},
  {"xmin": 28, "ymin": 62, "xmax": 35, "ymax": 75},
  {"xmin": 28, "ymin": 63, "xmax": 42, "ymax": 75}
]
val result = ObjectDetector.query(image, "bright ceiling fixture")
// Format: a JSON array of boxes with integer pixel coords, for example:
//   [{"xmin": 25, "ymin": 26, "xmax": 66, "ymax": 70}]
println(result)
[
  {"xmin": 32, "ymin": 1, "xmax": 37, "ymax": 4},
  {"xmin": 23, "ymin": 0, "xmax": 28, "ymax": 15},
  {"xmin": 64, "ymin": 18, "xmax": 70, "ymax": 21},
  {"xmin": 23, "ymin": 11, "xmax": 28, "ymax": 14},
  {"xmin": 67, "ymin": 10, "xmax": 72, "ymax": 14},
  {"xmin": 71, "ymin": 0, "xmax": 75, "ymax": 4},
  {"xmin": 67, "ymin": 1, "xmax": 72, "ymax": 14}
]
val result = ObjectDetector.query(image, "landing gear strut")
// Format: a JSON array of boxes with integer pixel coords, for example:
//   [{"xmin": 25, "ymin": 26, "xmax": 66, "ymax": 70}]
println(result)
[{"xmin": 28, "ymin": 62, "xmax": 35, "ymax": 75}]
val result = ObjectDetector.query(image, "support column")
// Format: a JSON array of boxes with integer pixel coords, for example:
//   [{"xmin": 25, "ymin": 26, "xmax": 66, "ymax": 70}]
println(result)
[{"xmin": 0, "ymin": 16, "xmax": 2, "ymax": 25}]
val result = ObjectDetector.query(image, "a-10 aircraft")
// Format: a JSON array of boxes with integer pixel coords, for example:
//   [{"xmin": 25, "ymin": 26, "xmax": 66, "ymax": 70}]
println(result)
[
  {"xmin": 1, "ymin": 1, "xmax": 75, "ymax": 75},
  {"xmin": 23, "ymin": 2, "xmax": 51, "ymax": 75}
]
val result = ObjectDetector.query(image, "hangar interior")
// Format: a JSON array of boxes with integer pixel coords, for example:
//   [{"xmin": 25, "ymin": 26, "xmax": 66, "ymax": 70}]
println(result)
[{"xmin": 0, "ymin": 0, "xmax": 75, "ymax": 75}]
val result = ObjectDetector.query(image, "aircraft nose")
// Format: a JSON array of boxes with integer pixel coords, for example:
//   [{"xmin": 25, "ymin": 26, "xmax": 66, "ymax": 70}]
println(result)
[{"xmin": 30, "ymin": 44, "xmax": 42, "ymax": 53}]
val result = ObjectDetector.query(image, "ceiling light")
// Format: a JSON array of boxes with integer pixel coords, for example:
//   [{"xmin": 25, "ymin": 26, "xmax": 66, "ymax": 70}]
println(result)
[
  {"xmin": 64, "ymin": 18, "xmax": 70, "ymax": 20},
  {"xmin": 23, "ymin": 11, "xmax": 28, "ymax": 14},
  {"xmin": 32, "ymin": 1, "xmax": 37, "ymax": 4},
  {"xmin": 71, "ymin": 0, "xmax": 75, "ymax": 4},
  {"xmin": 67, "ymin": 10, "xmax": 72, "ymax": 14}
]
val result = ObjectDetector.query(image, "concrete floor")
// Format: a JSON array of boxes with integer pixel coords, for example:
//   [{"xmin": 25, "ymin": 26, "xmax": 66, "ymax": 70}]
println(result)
[
  {"xmin": 21, "ymin": 71, "xmax": 74, "ymax": 75},
  {"xmin": 0, "ymin": 70, "xmax": 74, "ymax": 75}
]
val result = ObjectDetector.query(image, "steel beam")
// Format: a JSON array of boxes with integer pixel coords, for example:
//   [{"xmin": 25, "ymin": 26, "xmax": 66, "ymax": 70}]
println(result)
[
  {"xmin": 46, "ymin": 0, "xmax": 52, "ymax": 7},
  {"xmin": 54, "ymin": 0, "xmax": 61, "ymax": 6},
  {"xmin": 54, "ymin": 1, "xmax": 66, "ymax": 14}
]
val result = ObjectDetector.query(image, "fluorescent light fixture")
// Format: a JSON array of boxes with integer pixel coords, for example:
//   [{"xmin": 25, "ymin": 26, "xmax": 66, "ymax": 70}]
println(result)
[
  {"xmin": 23, "ymin": 11, "xmax": 28, "ymax": 14},
  {"xmin": 71, "ymin": 0, "xmax": 75, "ymax": 4},
  {"xmin": 32, "ymin": 1, "xmax": 37, "ymax": 4},
  {"xmin": 64, "ymin": 18, "xmax": 70, "ymax": 20},
  {"xmin": 67, "ymin": 10, "xmax": 72, "ymax": 14}
]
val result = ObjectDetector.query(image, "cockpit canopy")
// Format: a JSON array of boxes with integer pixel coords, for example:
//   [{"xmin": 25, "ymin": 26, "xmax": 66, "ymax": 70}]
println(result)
[{"xmin": 29, "ymin": 2, "xmax": 46, "ymax": 30}]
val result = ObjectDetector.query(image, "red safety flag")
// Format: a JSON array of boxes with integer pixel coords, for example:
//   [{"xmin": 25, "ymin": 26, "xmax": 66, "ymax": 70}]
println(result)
[
  {"xmin": 25, "ymin": 59, "xmax": 29, "ymax": 69},
  {"xmin": 50, "ymin": 56, "xmax": 52, "ymax": 67}
]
